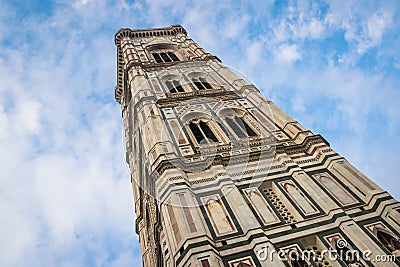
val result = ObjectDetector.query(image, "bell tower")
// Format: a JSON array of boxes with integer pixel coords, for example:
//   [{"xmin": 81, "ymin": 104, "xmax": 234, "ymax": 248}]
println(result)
[{"xmin": 115, "ymin": 25, "xmax": 400, "ymax": 267}]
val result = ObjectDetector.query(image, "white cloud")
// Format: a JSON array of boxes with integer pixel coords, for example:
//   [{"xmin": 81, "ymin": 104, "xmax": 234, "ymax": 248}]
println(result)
[
  {"xmin": 16, "ymin": 99, "xmax": 42, "ymax": 134},
  {"xmin": 325, "ymin": 0, "xmax": 395, "ymax": 56},
  {"xmin": 274, "ymin": 44, "xmax": 302, "ymax": 64},
  {"xmin": 245, "ymin": 39, "xmax": 264, "ymax": 65},
  {"xmin": 222, "ymin": 14, "xmax": 251, "ymax": 39},
  {"xmin": 308, "ymin": 19, "xmax": 325, "ymax": 38},
  {"xmin": 270, "ymin": 1, "xmax": 327, "ymax": 44},
  {"xmin": 0, "ymin": 1, "xmax": 139, "ymax": 266}
]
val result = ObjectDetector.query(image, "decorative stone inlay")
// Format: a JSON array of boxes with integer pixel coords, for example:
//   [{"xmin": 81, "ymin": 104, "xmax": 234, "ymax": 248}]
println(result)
[{"xmin": 263, "ymin": 188, "xmax": 296, "ymax": 224}]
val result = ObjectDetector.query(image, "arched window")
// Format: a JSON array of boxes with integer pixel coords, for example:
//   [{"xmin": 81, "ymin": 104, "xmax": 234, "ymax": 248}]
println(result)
[
  {"xmin": 288, "ymin": 250, "xmax": 308, "ymax": 267},
  {"xmin": 165, "ymin": 80, "xmax": 184, "ymax": 93},
  {"xmin": 225, "ymin": 116, "xmax": 257, "ymax": 138},
  {"xmin": 188, "ymin": 120, "xmax": 218, "ymax": 144},
  {"xmin": 152, "ymin": 52, "xmax": 180, "ymax": 63}
]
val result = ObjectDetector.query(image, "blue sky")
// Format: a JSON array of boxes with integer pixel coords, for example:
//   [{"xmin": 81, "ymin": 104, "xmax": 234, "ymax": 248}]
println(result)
[{"xmin": 0, "ymin": 0, "xmax": 399, "ymax": 266}]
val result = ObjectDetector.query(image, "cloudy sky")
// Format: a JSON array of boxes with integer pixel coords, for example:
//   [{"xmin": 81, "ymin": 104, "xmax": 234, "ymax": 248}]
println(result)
[{"xmin": 0, "ymin": 0, "xmax": 399, "ymax": 266}]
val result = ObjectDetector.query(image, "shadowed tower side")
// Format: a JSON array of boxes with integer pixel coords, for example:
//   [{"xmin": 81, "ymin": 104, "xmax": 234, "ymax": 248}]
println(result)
[{"xmin": 114, "ymin": 25, "xmax": 400, "ymax": 267}]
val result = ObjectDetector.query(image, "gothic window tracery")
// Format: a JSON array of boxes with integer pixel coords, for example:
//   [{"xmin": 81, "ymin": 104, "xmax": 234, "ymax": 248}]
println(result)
[
  {"xmin": 224, "ymin": 114, "xmax": 258, "ymax": 139},
  {"xmin": 335, "ymin": 243, "xmax": 364, "ymax": 266},
  {"xmin": 325, "ymin": 235, "xmax": 365, "ymax": 266},
  {"xmin": 366, "ymin": 223, "xmax": 400, "ymax": 260},
  {"xmin": 280, "ymin": 246, "xmax": 311, "ymax": 267},
  {"xmin": 262, "ymin": 187, "xmax": 297, "ymax": 224},
  {"xmin": 192, "ymin": 77, "xmax": 213, "ymax": 90},
  {"xmin": 165, "ymin": 80, "xmax": 185, "ymax": 93},
  {"xmin": 152, "ymin": 51, "xmax": 180, "ymax": 63},
  {"xmin": 188, "ymin": 119, "xmax": 219, "ymax": 145}
]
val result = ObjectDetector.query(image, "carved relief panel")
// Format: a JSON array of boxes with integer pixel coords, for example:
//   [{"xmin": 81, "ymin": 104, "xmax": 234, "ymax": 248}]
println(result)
[
  {"xmin": 200, "ymin": 194, "xmax": 237, "ymax": 236},
  {"xmin": 277, "ymin": 180, "xmax": 321, "ymax": 217},
  {"xmin": 242, "ymin": 187, "xmax": 280, "ymax": 226},
  {"xmin": 311, "ymin": 172, "xmax": 359, "ymax": 207}
]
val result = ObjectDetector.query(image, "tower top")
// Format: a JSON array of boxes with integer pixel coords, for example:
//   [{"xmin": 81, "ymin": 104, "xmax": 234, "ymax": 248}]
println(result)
[
  {"xmin": 114, "ymin": 25, "xmax": 189, "ymax": 104},
  {"xmin": 114, "ymin": 25, "xmax": 222, "ymax": 104},
  {"xmin": 114, "ymin": 25, "xmax": 187, "ymax": 45}
]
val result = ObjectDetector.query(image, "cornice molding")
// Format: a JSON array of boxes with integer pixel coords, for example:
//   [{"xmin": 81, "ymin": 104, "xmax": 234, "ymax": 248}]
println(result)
[
  {"xmin": 155, "ymin": 89, "xmax": 240, "ymax": 107},
  {"xmin": 114, "ymin": 25, "xmax": 187, "ymax": 46},
  {"xmin": 150, "ymin": 135, "xmax": 328, "ymax": 178},
  {"xmin": 124, "ymin": 55, "xmax": 220, "ymax": 73}
]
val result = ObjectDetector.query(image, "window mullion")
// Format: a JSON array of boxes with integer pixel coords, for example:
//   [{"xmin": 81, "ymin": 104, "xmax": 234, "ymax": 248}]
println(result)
[
  {"xmin": 233, "ymin": 119, "xmax": 246, "ymax": 138},
  {"xmin": 200, "ymin": 77, "xmax": 212, "ymax": 89},
  {"xmin": 235, "ymin": 116, "xmax": 257, "ymax": 137},
  {"xmin": 166, "ymin": 53, "xmax": 173, "ymax": 62},
  {"xmin": 166, "ymin": 80, "xmax": 177, "ymax": 93},
  {"xmin": 192, "ymin": 78, "xmax": 205, "ymax": 90},
  {"xmin": 226, "ymin": 117, "xmax": 245, "ymax": 138},
  {"xmin": 172, "ymin": 80, "xmax": 184, "ymax": 93},
  {"xmin": 160, "ymin": 52, "xmax": 171, "ymax": 62},
  {"xmin": 196, "ymin": 121, "xmax": 209, "ymax": 143},
  {"xmin": 189, "ymin": 122, "xmax": 203, "ymax": 144}
]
